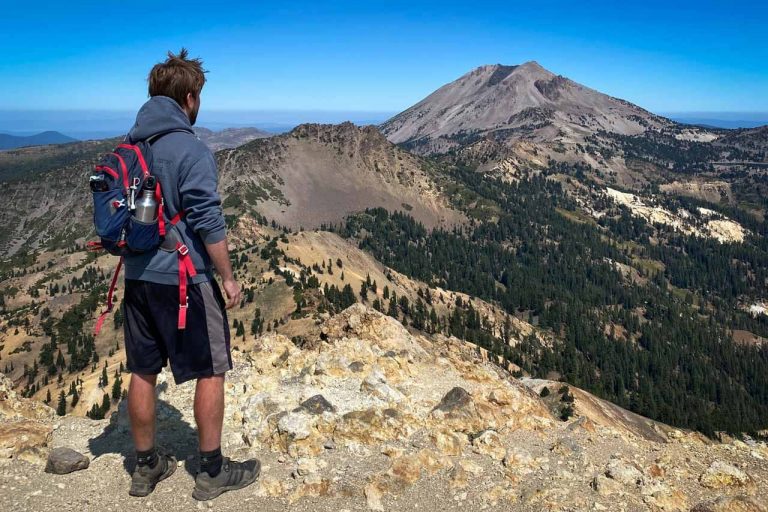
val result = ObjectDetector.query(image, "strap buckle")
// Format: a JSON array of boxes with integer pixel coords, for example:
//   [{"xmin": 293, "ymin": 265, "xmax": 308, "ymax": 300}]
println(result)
[
  {"xmin": 180, "ymin": 298, "xmax": 189, "ymax": 308},
  {"xmin": 177, "ymin": 244, "xmax": 189, "ymax": 256}
]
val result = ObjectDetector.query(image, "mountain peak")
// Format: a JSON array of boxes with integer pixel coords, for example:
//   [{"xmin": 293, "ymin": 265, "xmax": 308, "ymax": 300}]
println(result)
[
  {"xmin": 475, "ymin": 61, "xmax": 545, "ymax": 72},
  {"xmin": 381, "ymin": 61, "xmax": 669, "ymax": 153},
  {"xmin": 466, "ymin": 62, "xmax": 553, "ymax": 87}
]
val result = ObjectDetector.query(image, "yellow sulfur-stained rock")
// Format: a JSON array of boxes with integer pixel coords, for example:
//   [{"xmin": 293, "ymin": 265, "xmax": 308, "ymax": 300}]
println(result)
[
  {"xmin": 430, "ymin": 429, "xmax": 467, "ymax": 456},
  {"xmin": 0, "ymin": 375, "xmax": 55, "ymax": 465},
  {"xmin": 257, "ymin": 476, "xmax": 293, "ymax": 497},
  {"xmin": 0, "ymin": 419, "xmax": 53, "ymax": 465},
  {"xmin": 335, "ymin": 408, "xmax": 415, "ymax": 446},
  {"xmin": 289, "ymin": 474, "xmax": 333, "ymax": 502},
  {"xmin": 472, "ymin": 430, "xmax": 507, "ymax": 461},
  {"xmin": 700, "ymin": 462, "xmax": 755, "ymax": 490}
]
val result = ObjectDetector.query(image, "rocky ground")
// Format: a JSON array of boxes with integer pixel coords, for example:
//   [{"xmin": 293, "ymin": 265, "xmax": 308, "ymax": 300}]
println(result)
[{"xmin": 2, "ymin": 305, "xmax": 767, "ymax": 511}]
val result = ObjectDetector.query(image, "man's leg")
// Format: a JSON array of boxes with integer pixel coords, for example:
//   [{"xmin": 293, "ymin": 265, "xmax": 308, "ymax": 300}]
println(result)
[
  {"xmin": 128, "ymin": 373, "xmax": 157, "ymax": 451},
  {"xmin": 126, "ymin": 371, "xmax": 176, "ymax": 497},
  {"xmin": 194, "ymin": 374, "xmax": 225, "ymax": 451},
  {"xmin": 192, "ymin": 371, "xmax": 260, "ymax": 500},
  {"xmin": 187, "ymin": 282, "xmax": 260, "ymax": 501}
]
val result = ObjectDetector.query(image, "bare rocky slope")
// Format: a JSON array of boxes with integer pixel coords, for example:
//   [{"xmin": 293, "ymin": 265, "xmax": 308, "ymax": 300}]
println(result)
[
  {"xmin": 216, "ymin": 122, "xmax": 464, "ymax": 229},
  {"xmin": 381, "ymin": 61, "xmax": 671, "ymax": 155},
  {"xmin": 2, "ymin": 305, "xmax": 767, "ymax": 511}
]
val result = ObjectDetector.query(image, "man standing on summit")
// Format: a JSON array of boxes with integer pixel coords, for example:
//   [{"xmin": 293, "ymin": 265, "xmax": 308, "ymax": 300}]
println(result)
[{"xmin": 121, "ymin": 49, "xmax": 259, "ymax": 500}]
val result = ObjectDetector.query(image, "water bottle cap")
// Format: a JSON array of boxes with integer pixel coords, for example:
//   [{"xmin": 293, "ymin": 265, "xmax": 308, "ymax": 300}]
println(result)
[{"xmin": 143, "ymin": 176, "xmax": 157, "ymax": 189}]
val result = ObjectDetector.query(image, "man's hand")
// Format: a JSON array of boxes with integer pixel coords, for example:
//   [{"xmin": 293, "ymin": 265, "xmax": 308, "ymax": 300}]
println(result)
[
  {"xmin": 222, "ymin": 278, "xmax": 241, "ymax": 309},
  {"xmin": 204, "ymin": 237, "xmax": 240, "ymax": 309}
]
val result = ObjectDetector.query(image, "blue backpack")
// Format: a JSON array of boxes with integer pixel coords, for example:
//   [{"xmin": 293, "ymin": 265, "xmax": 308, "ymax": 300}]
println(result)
[
  {"xmin": 88, "ymin": 136, "xmax": 196, "ymax": 335},
  {"xmin": 89, "ymin": 139, "xmax": 166, "ymax": 255}
]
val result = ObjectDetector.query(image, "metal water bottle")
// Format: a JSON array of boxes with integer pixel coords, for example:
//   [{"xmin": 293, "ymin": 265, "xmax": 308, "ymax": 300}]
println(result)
[{"xmin": 134, "ymin": 176, "xmax": 158, "ymax": 222}]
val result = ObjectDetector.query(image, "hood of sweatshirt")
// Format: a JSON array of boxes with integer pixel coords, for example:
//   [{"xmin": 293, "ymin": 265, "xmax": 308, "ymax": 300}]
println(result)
[{"xmin": 127, "ymin": 96, "xmax": 195, "ymax": 143}]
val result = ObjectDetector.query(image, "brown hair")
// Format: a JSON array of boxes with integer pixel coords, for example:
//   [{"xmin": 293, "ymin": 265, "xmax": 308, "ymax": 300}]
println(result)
[{"xmin": 148, "ymin": 48, "xmax": 207, "ymax": 107}]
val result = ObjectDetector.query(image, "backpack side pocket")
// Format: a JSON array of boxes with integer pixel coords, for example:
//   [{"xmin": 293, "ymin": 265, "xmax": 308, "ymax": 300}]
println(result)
[
  {"xmin": 126, "ymin": 216, "xmax": 160, "ymax": 253},
  {"xmin": 93, "ymin": 189, "xmax": 128, "ymax": 243}
]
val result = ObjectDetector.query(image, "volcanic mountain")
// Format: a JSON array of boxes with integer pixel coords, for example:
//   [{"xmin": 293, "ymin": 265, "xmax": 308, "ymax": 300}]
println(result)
[{"xmin": 381, "ymin": 61, "xmax": 671, "ymax": 154}]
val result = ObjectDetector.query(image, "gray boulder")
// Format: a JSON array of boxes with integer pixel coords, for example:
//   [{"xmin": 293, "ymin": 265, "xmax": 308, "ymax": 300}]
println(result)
[{"xmin": 45, "ymin": 447, "xmax": 90, "ymax": 475}]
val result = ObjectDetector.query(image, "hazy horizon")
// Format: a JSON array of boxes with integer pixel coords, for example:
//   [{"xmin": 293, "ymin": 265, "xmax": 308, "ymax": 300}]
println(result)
[
  {"xmin": 0, "ymin": 109, "xmax": 401, "ymax": 140},
  {"xmin": 1, "ymin": 109, "xmax": 767, "ymax": 141}
]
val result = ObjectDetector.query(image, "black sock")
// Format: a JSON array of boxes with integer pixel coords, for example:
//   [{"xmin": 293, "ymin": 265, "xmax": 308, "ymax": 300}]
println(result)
[
  {"xmin": 200, "ymin": 447, "xmax": 223, "ymax": 477},
  {"xmin": 136, "ymin": 447, "xmax": 158, "ymax": 469}
]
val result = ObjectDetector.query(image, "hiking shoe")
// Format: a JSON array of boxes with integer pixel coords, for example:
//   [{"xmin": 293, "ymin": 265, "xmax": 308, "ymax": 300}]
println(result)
[
  {"xmin": 129, "ymin": 448, "xmax": 177, "ymax": 497},
  {"xmin": 192, "ymin": 457, "xmax": 261, "ymax": 501}
]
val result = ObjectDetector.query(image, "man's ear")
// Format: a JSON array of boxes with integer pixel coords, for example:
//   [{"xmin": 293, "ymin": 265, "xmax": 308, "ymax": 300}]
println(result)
[{"xmin": 185, "ymin": 92, "xmax": 196, "ymax": 111}]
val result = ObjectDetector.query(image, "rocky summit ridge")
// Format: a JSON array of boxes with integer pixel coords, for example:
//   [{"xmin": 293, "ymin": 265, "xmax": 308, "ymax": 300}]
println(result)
[{"xmin": 2, "ymin": 305, "xmax": 767, "ymax": 511}]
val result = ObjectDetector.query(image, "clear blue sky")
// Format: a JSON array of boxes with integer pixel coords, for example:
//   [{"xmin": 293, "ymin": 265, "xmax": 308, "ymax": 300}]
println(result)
[{"xmin": 1, "ymin": 0, "xmax": 766, "ymax": 114}]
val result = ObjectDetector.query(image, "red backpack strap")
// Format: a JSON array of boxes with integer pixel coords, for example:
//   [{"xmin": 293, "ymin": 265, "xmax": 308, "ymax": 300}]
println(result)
[
  {"xmin": 155, "ymin": 181, "xmax": 166, "ymax": 237},
  {"xmin": 176, "ymin": 242, "xmax": 197, "ymax": 330},
  {"xmin": 94, "ymin": 257, "xmax": 123, "ymax": 336},
  {"xmin": 117, "ymin": 143, "xmax": 149, "ymax": 177},
  {"xmin": 86, "ymin": 241, "xmax": 104, "ymax": 252},
  {"xmin": 169, "ymin": 210, "xmax": 185, "ymax": 225},
  {"xmin": 110, "ymin": 152, "xmax": 130, "ymax": 190}
]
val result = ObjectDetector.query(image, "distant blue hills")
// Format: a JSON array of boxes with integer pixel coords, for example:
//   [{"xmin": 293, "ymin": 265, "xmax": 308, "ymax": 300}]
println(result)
[
  {"xmin": 0, "ymin": 131, "xmax": 78, "ymax": 150},
  {"xmin": 664, "ymin": 112, "xmax": 768, "ymax": 129},
  {"xmin": 670, "ymin": 118, "xmax": 768, "ymax": 129}
]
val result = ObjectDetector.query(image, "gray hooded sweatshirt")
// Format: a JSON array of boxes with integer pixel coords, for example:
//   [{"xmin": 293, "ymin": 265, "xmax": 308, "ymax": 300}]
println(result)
[{"xmin": 123, "ymin": 95, "xmax": 226, "ymax": 285}]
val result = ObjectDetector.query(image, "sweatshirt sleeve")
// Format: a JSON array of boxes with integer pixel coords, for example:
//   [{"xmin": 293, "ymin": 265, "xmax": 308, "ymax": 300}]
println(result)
[{"xmin": 178, "ymin": 151, "xmax": 227, "ymax": 244}]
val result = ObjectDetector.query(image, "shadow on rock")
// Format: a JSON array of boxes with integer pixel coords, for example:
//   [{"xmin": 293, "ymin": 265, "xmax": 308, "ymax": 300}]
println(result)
[{"xmin": 88, "ymin": 383, "xmax": 199, "ymax": 476}]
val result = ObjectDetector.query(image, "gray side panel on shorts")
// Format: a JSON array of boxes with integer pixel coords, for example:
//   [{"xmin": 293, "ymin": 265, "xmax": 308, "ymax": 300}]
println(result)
[{"xmin": 200, "ymin": 281, "xmax": 230, "ymax": 374}]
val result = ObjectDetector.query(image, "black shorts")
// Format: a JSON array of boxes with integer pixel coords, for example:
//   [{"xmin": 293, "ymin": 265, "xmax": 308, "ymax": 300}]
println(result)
[{"xmin": 123, "ymin": 279, "xmax": 232, "ymax": 384}]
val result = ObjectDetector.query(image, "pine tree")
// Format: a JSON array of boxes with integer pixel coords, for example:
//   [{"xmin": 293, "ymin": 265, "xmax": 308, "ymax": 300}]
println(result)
[
  {"xmin": 56, "ymin": 390, "xmax": 66, "ymax": 416},
  {"xmin": 387, "ymin": 296, "xmax": 399, "ymax": 319},
  {"xmin": 113, "ymin": 307, "xmax": 124, "ymax": 329},
  {"xmin": 111, "ymin": 375, "xmax": 122, "ymax": 401},
  {"xmin": 101, "ymin": 393, "xmax": 111, "ymax": 415}
]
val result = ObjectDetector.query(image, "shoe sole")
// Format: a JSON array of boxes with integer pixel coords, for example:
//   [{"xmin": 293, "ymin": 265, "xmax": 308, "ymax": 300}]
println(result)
[
  {"xmin": 129, "ymin": 456, "xmax": 178, "ymax": 497},
  {"xmin": 191, "ymin": 463, "xmax": 261, "ymax": 501}
]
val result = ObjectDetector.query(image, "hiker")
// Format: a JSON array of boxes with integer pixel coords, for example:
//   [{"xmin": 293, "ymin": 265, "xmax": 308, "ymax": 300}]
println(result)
[{"xmin": 119, "ymin": 49, "xmax": 259, "ymax": 500}]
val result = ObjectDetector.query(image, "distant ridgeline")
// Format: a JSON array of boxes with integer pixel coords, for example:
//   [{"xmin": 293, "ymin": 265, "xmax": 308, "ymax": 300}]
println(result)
[
  {"xmin": 0, "ymin": 131, "xmax": 77, "ymax": 151},
  {"xmin": 338, "ymin": 163, "xmax": 768, "ymax": 436}
]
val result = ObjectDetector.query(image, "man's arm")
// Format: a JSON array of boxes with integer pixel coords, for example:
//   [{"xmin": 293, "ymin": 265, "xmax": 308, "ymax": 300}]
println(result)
[
  {"xmin": 178, "ymin": 151, "xmax": 241, "ymax": 309},
  {"xmin": 205, "ymin": 237, "xmax": 241, "ymax": 309}
]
